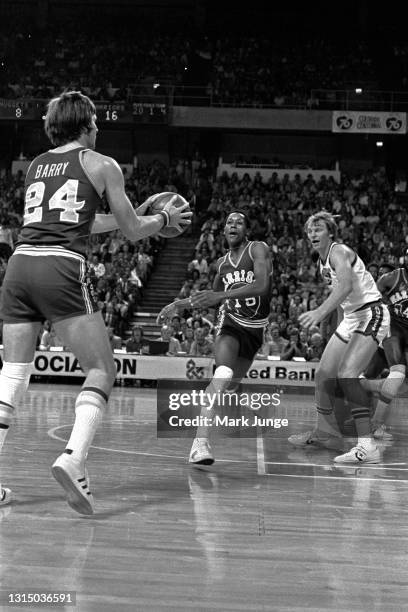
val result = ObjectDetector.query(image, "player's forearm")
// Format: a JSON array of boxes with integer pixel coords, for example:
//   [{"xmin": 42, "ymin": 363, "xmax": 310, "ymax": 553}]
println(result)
[
  {"xmin": 91, "ymin": 214, "xmax": 120, "ymax": 234},
  {"xmin": 166, "ymin": 298, "xmax": 192, "ymax": 311},
  {"xmin": 118, "ymin": 210, "xmax": 165, "ymax": 241},
  {"xmin": 221, "ymin": 280, "xmax": 268, "ymax": 301}
]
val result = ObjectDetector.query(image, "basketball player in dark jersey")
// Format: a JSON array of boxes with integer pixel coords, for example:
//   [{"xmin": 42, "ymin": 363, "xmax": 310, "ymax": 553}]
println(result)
[
  {"xmin": 0, "ymin": 91, "xmax": 191, "ymax": 514},
  {"xmin": 157, "ymin": 211, "xmax": 272, "ymax": 464},
  {"xmin": 360, "ymin": 250, "xmax": 408, "ymax": 438}
]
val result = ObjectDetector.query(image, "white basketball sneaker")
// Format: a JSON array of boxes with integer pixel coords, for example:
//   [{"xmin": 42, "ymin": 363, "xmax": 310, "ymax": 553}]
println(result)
[
  {"xmin": 189, "ymin": 438, "xmax": 214, "ymax": 466},
  {"xmin": 334, "ymin": 443, "xmax": 381, "ymax": 464},
  {"xmin": 51, "ymin": 452, "xmax": 94, "ymax": 515}
]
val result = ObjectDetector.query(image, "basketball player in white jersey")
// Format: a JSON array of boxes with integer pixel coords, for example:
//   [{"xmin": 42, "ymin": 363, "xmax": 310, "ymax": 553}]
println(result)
[{"xmin": 288, "ymin": 211, "xmax": 390, "ymax": 463}]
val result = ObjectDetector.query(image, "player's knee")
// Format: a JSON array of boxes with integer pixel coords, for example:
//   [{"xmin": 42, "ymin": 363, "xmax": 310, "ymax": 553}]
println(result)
[
  {"xmin": 337, "ymin": 363, "xmax": 357, "ymax": 379},
  {"xmin": 381, "ymin": 365, "xmax": 405, "ymax": 400},
  {"xmin": 315, "ymin": 366, "xmax": 333, "ymax": 387},
  {"xmin": 0, "ymin": 361, "xmax": 33, "ymax": 408},
  {"xmin": 88, "ymin": 361, "xmax": 117, "ymax": 389}
]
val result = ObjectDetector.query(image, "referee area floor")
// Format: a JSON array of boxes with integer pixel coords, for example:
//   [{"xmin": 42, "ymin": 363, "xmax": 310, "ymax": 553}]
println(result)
[{"xmin": 0, "ymin": 383, "xmax": 407, "ymax": 611}]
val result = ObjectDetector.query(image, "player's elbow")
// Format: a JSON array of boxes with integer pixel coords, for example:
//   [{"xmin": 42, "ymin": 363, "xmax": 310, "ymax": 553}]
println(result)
[{"xmin": 254, "ymin": 280, "xmax": 269, "ymax": 296}]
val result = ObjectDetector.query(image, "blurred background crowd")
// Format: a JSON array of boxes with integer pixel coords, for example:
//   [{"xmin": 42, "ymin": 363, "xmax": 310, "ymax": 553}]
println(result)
[{"xmin": 1, "ymin": 10, "xmax": 408, "ymax": 108}]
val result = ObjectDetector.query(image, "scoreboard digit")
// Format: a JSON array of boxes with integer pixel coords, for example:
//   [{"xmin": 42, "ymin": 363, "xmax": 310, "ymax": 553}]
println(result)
[{"xmin": 0, "ymin": 99, "xmax": 44, "ymax": 120}]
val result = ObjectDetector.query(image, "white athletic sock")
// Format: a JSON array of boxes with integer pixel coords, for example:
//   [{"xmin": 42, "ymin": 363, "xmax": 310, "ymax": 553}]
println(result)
[
  {"xmin": 0, "ymin": 361, "xmax": 32, "ymax": 458},
  {"xmin": 380, "ymin": 366, "xmax": 405, "ymax": 401},
  {"xmin": 196, "ymin": 366, "xmax": 233, "ymax": 439},
  {"xmin": 65, "ymin": 388, "xmax": 107, "ymax": 463},
  {"xmin": 358, "ymin": 436, "xmax": 376, "ymax": 449}
]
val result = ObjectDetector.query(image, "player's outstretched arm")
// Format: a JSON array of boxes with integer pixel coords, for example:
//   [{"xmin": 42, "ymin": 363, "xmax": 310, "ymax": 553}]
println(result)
[
  {"xmin": 156, "ymin": 298, "xmax": 193, "ymax": 324},
  {"xmin": 90, "ymin": 200, "xmax": 152, "ymax": 234},
  {"xmin": 90, "ymin": 214, "xmax": 119, "ymax": 234}
]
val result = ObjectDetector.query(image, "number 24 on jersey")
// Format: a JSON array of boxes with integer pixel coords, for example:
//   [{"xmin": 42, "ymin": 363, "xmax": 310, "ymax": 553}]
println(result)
[{"xmin": 24, "ymin": 180, "xmax": 85, "ymax": 225}]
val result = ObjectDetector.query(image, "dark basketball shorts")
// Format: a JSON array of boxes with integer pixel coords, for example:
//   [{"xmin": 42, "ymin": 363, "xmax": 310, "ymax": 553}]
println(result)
[
  {"xmin": 0, "ymin": 246, "xmax": 99, "ymax": 323},
  {"xmin": 382, "ymin": 317, "xmax": 408, "ymax": 367},
  {"xmin": 216, "ymin": 312, "xmax": 264, "ymax": 361}
]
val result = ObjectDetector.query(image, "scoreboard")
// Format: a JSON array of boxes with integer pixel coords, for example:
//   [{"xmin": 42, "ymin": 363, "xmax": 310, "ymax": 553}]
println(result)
[
  {"xmin": 95, "ymin": 101, "xmax": 168, "ymax": 123},
  {"xmin": 0, "ymin": 98, "xmax": 168, "ymax": 124},
  {"xmin": 0, "ymin": 98, "xmax": 34, "ymax": 120}
]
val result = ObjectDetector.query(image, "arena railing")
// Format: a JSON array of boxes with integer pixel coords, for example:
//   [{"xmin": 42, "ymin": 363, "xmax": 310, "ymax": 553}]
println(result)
[{"xmin": 4, "ymin": 87, "xmax": 408, "ymax": 112}]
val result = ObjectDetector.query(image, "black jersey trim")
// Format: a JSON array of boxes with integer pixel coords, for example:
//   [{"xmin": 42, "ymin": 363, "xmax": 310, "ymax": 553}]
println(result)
[{"xmin": 79, "ymin": 149, "xmax": 104, "ymax": 199}]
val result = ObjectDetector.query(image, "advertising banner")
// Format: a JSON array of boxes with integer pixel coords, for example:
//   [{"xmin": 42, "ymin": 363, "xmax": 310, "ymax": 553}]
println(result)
[
  {"xmin": 0, "ymin": 350, "xmax": 316, "ymax": 385},
  {"xmin": 332, "ymin": 110, "xmax": 406, "ymax": 134}
]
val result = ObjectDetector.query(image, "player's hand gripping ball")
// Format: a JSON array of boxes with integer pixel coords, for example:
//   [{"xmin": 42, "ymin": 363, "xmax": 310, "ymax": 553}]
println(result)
[{"xmin": 145, "ymin": 191, "xmax": 191, "ymax": 238}]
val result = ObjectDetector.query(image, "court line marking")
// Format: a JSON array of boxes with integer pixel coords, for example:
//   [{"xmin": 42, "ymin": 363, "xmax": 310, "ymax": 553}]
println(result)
[
  {"xmin": 47, "ymin": 426, "xmax": 252, "ymax": 464},
  {"xmin": 265, "ymin": 460, "xmax": 408, "ymax": 470},
  {"xmin": 47, "ymin": 425, "xmax": 408, "ymax": 481},
  {"xmin": 263, "ymin": 473, "xmax": 408, "ymax": 483},
  {"xmin": 256, "ymin": 426, "xmax": 266, "ymax": 475}
]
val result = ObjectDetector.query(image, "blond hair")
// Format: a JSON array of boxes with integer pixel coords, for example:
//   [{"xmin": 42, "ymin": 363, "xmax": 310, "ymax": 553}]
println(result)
[{"xmin": 304, "ymin": 211, "xmax": 338, "ymax": 238}]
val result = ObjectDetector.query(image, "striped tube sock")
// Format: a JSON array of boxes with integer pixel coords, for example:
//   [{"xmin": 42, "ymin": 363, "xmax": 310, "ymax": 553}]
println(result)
[
  {"xmin": 338, "ymin": 378, "xmax": 371, "ymax": 438},
  {"xmin": 65, "ymin": 387, "xmax": 108, "ymax": 463},
  {"xmin": 316, "ymin": 405, "xmax": 341, "ymax": 437}
]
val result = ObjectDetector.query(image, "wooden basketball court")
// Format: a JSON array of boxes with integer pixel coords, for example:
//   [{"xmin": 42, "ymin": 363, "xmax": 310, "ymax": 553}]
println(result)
[{"xmin": 0, "ymin": 382, "xmax": 407, "ymax": 611}]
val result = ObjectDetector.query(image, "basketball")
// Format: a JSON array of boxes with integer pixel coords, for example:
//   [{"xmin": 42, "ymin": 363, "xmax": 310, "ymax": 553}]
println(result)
[{"xmin": 147, "ymin": 192, "xmax": 191, "ymax": 238}]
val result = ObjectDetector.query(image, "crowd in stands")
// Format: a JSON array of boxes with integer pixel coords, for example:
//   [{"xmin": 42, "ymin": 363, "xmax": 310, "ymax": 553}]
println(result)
[
  {"xmin": 205, "ymin": 37, "xmax": 376, "ymax": 109},
  {"xmin": 0, "ymin": 16, "xmax": 392, "ymax": 109},
  {"xmin": 0, "ymin": 18, "xmax": 191, "ymax": 101}
]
